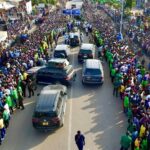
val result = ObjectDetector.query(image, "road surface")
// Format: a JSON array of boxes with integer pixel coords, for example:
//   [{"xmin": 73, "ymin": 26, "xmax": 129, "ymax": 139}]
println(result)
[{"xmin": 1, "ymin": 34, "xmax": 127, "ymax": 150}]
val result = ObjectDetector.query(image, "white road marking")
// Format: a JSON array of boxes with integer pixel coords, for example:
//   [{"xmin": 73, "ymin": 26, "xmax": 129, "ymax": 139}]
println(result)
[
  {"xmin": 68, "ymin": 49, "xmax": 75, "ymax": 150},
  {"xmin": 24, "ymin": 101, "xmax": 35, "ymax": 106}
]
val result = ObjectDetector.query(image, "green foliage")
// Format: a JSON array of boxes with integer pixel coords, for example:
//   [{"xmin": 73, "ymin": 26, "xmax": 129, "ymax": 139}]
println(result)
[
  {"xmin": 125, "ymin": 0, "xmax": 136, "ymax": 9},
  {"xmin": 32, "ymin": 0, "xmax": 57, "ymax": 5}
]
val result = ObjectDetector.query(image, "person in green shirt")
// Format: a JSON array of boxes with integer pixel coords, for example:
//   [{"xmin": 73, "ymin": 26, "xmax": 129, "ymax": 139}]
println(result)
[
  {"xmin": 12, "ymin": 87, "xmax": 19, "ymax": 108},
  {"xmin": 120, "ymin": 132, "xmax": 132, "ymax": 150},
  {"xmin": 113, "ymin": 78, "xmax": 121, "ymax": 97},
  {"xmin": 127, "ymin": 120, "xmax": 134, "ymax": 133},
  {"xmin": 127, "ymin": 108, "xmax": 133, "ymax": 120},
  {"xmin": 111, "ymin": 68, "xmax": 116, "ymax": 82},
  {"xmin": 124, "ymin": 95, "xmax": 130, "ymax": 114},
  {"xmin": 141, "ymin": 136, "xmax": 148, "ymax": 150},
  {"xmin": 140, "ymin": 67, "xmax": 146, "ymax": 76},
  {"xmin": 3, "ymin": 108, "xmax": 10, "ymax": 128},
  {"xmin": 5, "ymin": 94, "xmax": 13, "ymax": 114},
  {"xmin": 141, "ymin": 79, "xmax": 148, "ymax": 88}
]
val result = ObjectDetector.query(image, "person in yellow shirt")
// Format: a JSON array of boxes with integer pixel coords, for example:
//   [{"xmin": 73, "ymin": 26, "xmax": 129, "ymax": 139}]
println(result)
[
  {"xmin": 119, "ymin": 84, "xmax": 125, "ymax": 100},
  {"xmin": 139, "ymin": 124, "xmax": 146, "ymax": 138},
  {"xmin": 134, "ymin": 137, "xmax": 141, "ymax": 150},
  {"xmin": 23, "ymin": 72, "xmax": 28, "ymax": 81},
  {"xmin": 0, "ymin": 116, "xmax": 6, "ymax": 144}
]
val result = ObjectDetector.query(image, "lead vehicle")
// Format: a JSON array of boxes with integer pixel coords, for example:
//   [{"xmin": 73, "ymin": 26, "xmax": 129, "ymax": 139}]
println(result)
[{"xmin": 32, "ymin": 84, "xmax": 67, "ymax": 131}]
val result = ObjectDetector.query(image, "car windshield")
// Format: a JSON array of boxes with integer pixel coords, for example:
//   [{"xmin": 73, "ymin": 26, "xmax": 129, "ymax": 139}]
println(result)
[
  {"xmin": 85, "ymin": 69, "xmax": 101, "ymax": 75},
  {"xmin": 80, "ymin": 49, "xmax": 92, "ymax": 54}
]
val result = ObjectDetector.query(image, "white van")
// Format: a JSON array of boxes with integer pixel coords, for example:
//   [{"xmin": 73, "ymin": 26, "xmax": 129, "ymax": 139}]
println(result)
[
  {"xmin": 54, "ymin": 44, "xmax": 70, "ymax": 59},
  {"xmin": 82, "ymin": 59, "xmax": 104, "ymax": 85}
]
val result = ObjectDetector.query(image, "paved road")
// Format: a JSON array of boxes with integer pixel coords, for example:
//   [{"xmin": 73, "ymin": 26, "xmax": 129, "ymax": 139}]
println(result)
[{"xmin": 1, "ymin": 34, "xmax": 127, "ymax": 150}]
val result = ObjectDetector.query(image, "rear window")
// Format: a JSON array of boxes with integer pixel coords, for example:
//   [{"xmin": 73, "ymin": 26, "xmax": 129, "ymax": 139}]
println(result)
[
  {"xmin": 54, "ymin": 51, "xmax": 67, "ymax": 57},
  {"xmin": 79, "ymin": 49, "xmax": 92, "ymax": 54},
  {"xmin": 84, "ymin": 68, "xmax": 101, "ymax": 75},
  {"xmin": 34, "ymin": 112, "xmax": 57, "ymax": 118}
]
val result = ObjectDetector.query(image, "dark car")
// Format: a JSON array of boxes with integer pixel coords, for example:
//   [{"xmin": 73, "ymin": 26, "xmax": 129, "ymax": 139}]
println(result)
[
  {"xmin": 78, "ymin": 43, "xmax": 95, "ymax": 63},
  {"xmin": 82, "ymin": 59, "xmax": 104, "ymax": 85},
  {"xmin": 36, "ymin": 59, "xmax": 76, "ymax": 86},
  {"xmin": 32, "ymin": 84, "xmax": 67, "ymax": 131},
  {"xmin": 69, "ymin": 32, "xmax": 80, "ymax": 47}
]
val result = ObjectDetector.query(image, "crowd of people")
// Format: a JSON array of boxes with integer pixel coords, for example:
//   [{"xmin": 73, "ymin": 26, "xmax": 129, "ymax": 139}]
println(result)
[
  {"xmin": 102, "ymin": 5, "xmax": 150, "ymax": 66},
  {"xmin": 83, "ymin": 1, "xmax": 150, "ymax": 149},
  {"xmin": 0, "ymin": 0, "xmax": 149, "ymax": 148},
  {"xmin": 0, "ymin": 6, "xmax": 68, "ymax": 145}
]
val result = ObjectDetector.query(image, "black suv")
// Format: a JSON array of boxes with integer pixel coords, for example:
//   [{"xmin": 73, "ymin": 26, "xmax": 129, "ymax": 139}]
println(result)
[
  {"xmin": 78, "ymin": 43, "xmax": 95, "ymax": 63},
  {"xmin": 36, "ymin": 58, "xmax": 76, "ymax": 86},
  {"xmin": 32, "ymin": 84, "xmax": 67, "ymax": 131}
]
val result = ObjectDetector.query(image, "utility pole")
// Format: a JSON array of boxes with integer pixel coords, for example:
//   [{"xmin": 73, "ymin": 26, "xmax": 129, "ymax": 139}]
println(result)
[{"xmin": 120, "ymin": 0, "xmax": 124, "ymax": 39}]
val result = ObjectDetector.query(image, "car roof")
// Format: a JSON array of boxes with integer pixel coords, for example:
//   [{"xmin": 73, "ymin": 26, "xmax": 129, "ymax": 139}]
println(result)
[
  {"xmin": 85, "ymin": 59, "xmax": 101, "ymax": 69},
  {"xmin": 26, "ymin": 66, "xmax": 45, "ymax": 74},
  {"xmin": 48, "ymin": 58, "xmax": 68, "ymax": 63},
  {"xmin": 35, "ymin": 90, "xmax": 59, "ymax": 113},
  {"xmin": 55, "ymin": 45, "xmax": 69, "ymax": 51},
  {"xmin": 43, "ymin": 84, "xmax": 67, "ymax": 92},
  {"xmin": 81, "ymin": 43, "xmax": 94, "ymax": 50}
]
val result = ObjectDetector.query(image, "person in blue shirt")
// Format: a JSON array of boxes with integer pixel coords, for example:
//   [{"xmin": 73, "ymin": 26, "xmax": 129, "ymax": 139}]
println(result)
[
  {"xmin": 131, "ymin": 127, "xmax": 138, "ymax": 150},
  {"xmin": 75, "ymin": 131, "xmax": 85, "ymax": 150}
]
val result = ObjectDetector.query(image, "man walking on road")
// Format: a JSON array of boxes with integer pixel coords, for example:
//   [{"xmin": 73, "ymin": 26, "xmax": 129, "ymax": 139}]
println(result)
[{"xmin": 75, "ymin": 130, "xmax": 85, "ymax": 150}]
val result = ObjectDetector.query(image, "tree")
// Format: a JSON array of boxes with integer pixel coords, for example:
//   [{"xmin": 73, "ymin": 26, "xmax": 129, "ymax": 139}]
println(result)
[
  {"xmin": 32, "ymin": 0, "xmax": 57, "ymax": 5},
  {"xmin": 125, "ymin": 0, "xmax": 136, "ymax": 9}
]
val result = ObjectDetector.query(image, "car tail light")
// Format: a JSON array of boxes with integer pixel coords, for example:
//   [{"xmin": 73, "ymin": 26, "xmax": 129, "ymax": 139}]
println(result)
[
  {"xmin": 100, "ymin": 76, "xmax": 103, "ymax": 80},
  {"xmin": 88, "ymin": 54, "xmax": 93, "ymax": 57},
  {"xmin": 32, "ymin": 118, "xmax": 39, "ymax": 123},
  {"xmin": 52, "ymin": 117, "xmax": 60, "ymax": 124}
]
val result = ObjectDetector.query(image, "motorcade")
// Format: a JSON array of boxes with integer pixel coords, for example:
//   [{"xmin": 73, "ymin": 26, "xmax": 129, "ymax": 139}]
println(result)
[
  {"xmin": 82, "ymin": 59, "xmax": 104, "ymax": 85},
  {"xmin": 69, "ymin": 32, "xmax": 80, "ymax": 47},
  {"xmin": 53, "ymin": 44, "xmax": 70, "ymax": 60},
  {"xmin": 36, "ymin": 58, "xmax": 76, "ymax": 86},
  {"xmin": 78, "ymin": 43, "xmax": 96, "ymax": 63},
  {"xmin": 32, "ymin": 84, "xmax": 67, "ymax": 131}
]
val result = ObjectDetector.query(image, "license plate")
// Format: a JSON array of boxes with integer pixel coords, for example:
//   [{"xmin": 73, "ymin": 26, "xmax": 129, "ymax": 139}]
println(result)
[
  {"xmin": 43, "ymin": 122, "xmax": 48, "ymax": 126},
  {"xmin": 86, "ymin": 77, "xmax": 91, "ymax": 80}
]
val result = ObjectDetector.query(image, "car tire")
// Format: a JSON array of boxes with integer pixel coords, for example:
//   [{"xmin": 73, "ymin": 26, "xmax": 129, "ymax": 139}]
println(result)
[{"xmin": 60, "ymin": 116, "xmax": 65, "ymax": 127}]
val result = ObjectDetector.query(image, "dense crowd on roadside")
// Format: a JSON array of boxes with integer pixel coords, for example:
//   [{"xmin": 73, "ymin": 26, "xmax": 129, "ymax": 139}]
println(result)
[
  {"xmin": 126, "ymin": 16, "xmax": 150, "ymax": 57},
  {"xmin": 102, "ymin": 5, "xmax": 150, "ymax": 59},
  {"xmin": 0, "ymin": 7, "xmax": 68, "ymax": 145},
  {"xmin": 83, "ymin": 1, "xmax": 150, "ymax": 149}
]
